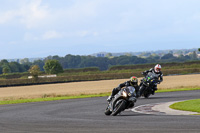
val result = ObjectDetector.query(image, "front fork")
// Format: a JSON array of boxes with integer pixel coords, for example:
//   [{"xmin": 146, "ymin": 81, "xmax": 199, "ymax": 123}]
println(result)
[
  {"xmin": 108, "ymin": 95, "xmax": 121, "ymax": 111},
  {"xmin": 139, "ymin": 84, "xmax": 146, "ymax": 96}
]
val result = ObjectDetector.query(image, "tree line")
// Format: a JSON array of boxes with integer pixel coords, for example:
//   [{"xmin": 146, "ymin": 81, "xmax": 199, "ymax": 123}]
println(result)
[{"xmin": 0, "ymin": 50, "xmax": 199, "ymax": 75}]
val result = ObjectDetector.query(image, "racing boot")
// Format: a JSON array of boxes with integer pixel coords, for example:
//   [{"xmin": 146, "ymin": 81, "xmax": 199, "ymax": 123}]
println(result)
[
  {"xmin": 136, "ymin": 92, "xmax": 140, "ymax": 98},
  {"xmin": 154, "ymin": 86, "xmax": 158, "ymax": 91},
  {"xmin": 152, "ymin": 86, "xmax": 157, "ymax": 95},
  {"xmin": 107, "ymin": 87, "xmax": 120, "ymax": 101},
  {"xmin": 151, "ymin": 90, "xmax": 155, "ymax": 95},
  {"xmin": 135, "ymin": 87, "xmax": 140, "ymax": 98},
  {"xmin": 107, "ymin": 95, "xmax": 114, "ymax": 102}
]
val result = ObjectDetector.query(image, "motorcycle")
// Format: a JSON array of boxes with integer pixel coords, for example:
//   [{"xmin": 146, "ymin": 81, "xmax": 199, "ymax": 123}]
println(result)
[
  {"xmin": 104, "ymin": 86, "xmax": 137, "ymax": 116},
  {"xmin": 139, "ymin": 72, "xmax": 160, "ymax": 98}
]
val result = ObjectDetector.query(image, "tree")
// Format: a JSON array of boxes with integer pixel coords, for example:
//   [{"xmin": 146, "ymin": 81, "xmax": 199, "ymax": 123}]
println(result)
[
  {"xmin": 29, "ymin": 65, "xmax": 41, "ymax": 81},
  {"xmin": 105, "ymin": 53, "xmax": 112, "ymax": 58},
  {"xmin": 2, "ymin": 66, "xmax": 11, "ymax": 74},
  {"xmin": 19, "ymin": 58, "xmax": 30, "ymax": 64},
  {"xmin": 125, "ymin": 53, "xmax": 132, "ymax": 56},
  {"xmin": 0, "ymin": 59, "xmax": 9, "ymax": 66},
  {"xmin": 168, "ymin": 50, "xmax": 173, "ymax": 54},
  {"xmin": 0, "ymin": 67, "xmax": 2, "ymax": 74},
  {"xmin": 149, "ymin": 54, "xmax": 160, "ymax": 60},
  {"xmin": 9, "ymin": 62, "xmax": 21, "ymax": 72},
  {"xmin": 43, "ymin": 60, "xmax": 63, "ymax": 74},
  {"xmin": 161, "ymin": 53, "xmax": 175, "ymax": 60},
  {"xmin": 139, "ymin": 52, "xmax": 151, "ymax": 58},
  {"xmin": 189, "ymin": 51, "xmax": 198, "ymax": 60},
  {"xmin": 198, "ymin": 48, "xmax": 200, "ymax": 52},
  {"xmin": 33, "ymin": 60, "xmax": 45, "ymax": 71}
]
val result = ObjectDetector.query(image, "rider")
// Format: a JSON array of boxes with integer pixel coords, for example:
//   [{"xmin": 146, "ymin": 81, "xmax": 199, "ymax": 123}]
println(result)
[
  {"xmin": 137, "ymin": 64, "xmax": 163, "ymax": 97},
  {"xmin": 107, "ymin": 76, "xmax": 139, "ymax": 102}
]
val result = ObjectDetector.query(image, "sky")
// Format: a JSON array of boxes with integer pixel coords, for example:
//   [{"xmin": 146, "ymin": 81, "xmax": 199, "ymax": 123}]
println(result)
[{"xmin": 0, "ymin": 0, "xmax": 200, "ymax": 59}]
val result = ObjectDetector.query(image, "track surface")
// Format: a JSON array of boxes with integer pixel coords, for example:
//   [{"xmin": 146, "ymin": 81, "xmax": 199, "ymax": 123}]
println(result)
[{"xmin": 0, "ymin": 90, "xmax": 200, "ymax": 133}]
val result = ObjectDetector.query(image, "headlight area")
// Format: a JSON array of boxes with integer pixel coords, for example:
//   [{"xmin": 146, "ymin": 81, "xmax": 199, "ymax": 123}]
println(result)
[{"xmin": 122, "ymin": 91, "xmax": 127, "ymax": 97}]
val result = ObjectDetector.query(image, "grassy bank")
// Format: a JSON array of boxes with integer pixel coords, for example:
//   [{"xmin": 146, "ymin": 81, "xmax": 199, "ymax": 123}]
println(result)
[
  {"xmin": 170, "ymin": 99, "xmax": 200, "ymax": 114},
  {"xmin": 0, "ymin": 87, "xmax": 200, "ymax": 105}
]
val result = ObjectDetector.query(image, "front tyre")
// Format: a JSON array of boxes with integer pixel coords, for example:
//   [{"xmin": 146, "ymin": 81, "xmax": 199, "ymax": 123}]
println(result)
[
  {"xmin": 104, "ymin": 105, "xmax": 112, "ymax": 115},
  {"xmin": 111, "ymin": 99, "xmax": 126, "ymax": 116},
  {"xmin": 143, "ymin": 91, "xmax": 150, "ymax": 98}
]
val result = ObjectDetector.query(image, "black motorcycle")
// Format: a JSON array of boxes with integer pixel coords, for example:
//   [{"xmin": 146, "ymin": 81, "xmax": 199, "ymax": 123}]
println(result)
[
  {"xmin": 139, "ymin": 72, "xmax": 160, "ymax": 98},
  {"xmin": 104, "ymin": 86, "xmax": 137, "ymax": 116}
]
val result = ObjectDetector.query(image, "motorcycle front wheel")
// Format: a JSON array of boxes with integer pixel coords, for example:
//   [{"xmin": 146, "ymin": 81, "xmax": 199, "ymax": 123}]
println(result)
[
  {"xmin": 143, "ymin": 90, "xmax": 151, "ymax": 98},
  {"xmin": 104, "ymin": 105, "xmax": 112, "ymax": 116},
  {"xmin": 111, "ymin": 99, "xmax": 126, "ymax": 116}
]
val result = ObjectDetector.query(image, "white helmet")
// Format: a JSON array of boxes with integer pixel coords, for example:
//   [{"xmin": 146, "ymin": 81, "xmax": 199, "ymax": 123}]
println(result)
[{"xmin": 154, "ymin": 64, "xmax": 161, "ymax": 73}]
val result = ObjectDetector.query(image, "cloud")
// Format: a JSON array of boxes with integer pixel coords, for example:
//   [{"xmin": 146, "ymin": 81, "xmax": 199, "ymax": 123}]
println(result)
[
  {"xmin": 42, "ymin": 31, "xmax": 63, "ymax": 40},
  {"xmin": 191, "ymin": 13, "xmax": 200, "ymax": 22},
  {"xmin": 24, "ymin": 30, "xmax": 99, "ymax": 41},
  {"xmin": 0, "ymin": 10, "xmax": 17, "ymax": 24},
  {"xmin": 19, "ymin": 0, "xmax": 49, "ymax": 28},
  {"xmin": 9, "ymin": 41, "xmax": 18, "ymax": 45},
  {"xmin": 1, "ymin": 0, "xmax": 200, "ymax": 58},
  {"xmin": 24, "ymin": 31, "xmax": 62, "ymax": 41},
  {"xmin": 0, "ymin": 0, "xmax": 49, "ymax": 28},
  {"xmin": 63, "ymin": 1, "xmax": 98, "ymax": 21},
  {"xmin": 0, "ymin": 0, "xmax": 104, "ymax": 32},
  {"xmin": 24, "ymin": 32, "xmax": 39, "ymax": 41}
]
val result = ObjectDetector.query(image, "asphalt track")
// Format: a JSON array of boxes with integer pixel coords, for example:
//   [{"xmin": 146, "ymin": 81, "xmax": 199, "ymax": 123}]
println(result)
[{"xmin": 0, "ymin": 90, "xmax": 200, "ymax": 133}]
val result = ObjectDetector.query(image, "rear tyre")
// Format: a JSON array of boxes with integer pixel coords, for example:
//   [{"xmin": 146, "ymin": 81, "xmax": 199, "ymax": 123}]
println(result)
[{"xmin": 111, "ymin": 99, "xmax": 126, "ymax": 116}]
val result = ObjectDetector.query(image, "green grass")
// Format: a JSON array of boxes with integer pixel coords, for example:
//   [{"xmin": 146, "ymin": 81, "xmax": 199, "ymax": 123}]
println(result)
[
  {"xmin": 157, "ymin": 87, "xmax": 200, "ymax": 93},
  {"xmin": 170, "ymin": 99, "xmax": 200, "ymax": 114},
  {"xmin": 0, "ymin": 93, "xmax": 110, "ymax": 105},
  {"xmin": 0, "ymin": 87, "xmax": 200, "ymax": 105}
]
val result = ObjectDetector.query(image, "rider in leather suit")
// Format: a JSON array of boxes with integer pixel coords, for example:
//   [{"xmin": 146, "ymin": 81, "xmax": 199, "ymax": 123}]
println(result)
[
  {"xmin": 137, "ymin": 64, "xmax": 163, "ymax": 97},
  {"xmin": 107, "ymin": 76, "xmax": 139, "ymax": 102}
]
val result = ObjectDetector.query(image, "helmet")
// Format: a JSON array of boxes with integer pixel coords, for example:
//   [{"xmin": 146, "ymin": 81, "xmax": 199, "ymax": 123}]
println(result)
[
  {"xmin": 130, "ymin": 76, "xmax": 138, "ymax": 84},
  {"xmin": 154, "ymin": 64, "xmax": 161, "ymax": 73}
]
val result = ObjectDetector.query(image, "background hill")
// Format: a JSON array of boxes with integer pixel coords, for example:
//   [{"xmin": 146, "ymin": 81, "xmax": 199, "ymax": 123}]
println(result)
[
  {"xmin": 0, "ymin": 48, "xmax": 199, "ymax": 74},
  {"xmin": 0, "ymin": 47, "xmax": 199, "ymax": 87},
  {"xmin": 91, "ymin": 48, "xmax": 200, "ymax": 58}
]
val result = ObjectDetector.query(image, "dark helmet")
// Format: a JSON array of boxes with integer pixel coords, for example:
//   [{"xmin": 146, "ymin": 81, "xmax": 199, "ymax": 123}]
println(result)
[{"xmin": 130, "ymin": 76, "xmax": 138, "ymax": 85}]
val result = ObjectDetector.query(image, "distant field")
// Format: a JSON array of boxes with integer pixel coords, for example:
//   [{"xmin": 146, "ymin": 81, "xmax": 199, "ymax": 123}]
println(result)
[{"xmin": 0, "ymin": 74, "xmax": 200, "ymax": 100}]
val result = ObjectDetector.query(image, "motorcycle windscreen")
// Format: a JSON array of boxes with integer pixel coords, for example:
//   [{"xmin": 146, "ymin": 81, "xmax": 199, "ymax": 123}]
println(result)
[
  {"xmin": 125, "ymin": 86, "xmax": 136, "ymax": 97},
  {"xmin": 148, "ymin": 72, "xmax": 159, "ymax": 80}
]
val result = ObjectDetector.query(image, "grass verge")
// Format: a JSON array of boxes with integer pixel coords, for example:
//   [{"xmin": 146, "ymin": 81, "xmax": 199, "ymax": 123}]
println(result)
[
  {"xmin": 0, "ymin": 87, "xmax": 200, "ymax": 105},
  {"xmin": 170, "ymin": 99, "xmax": 200, "ymax": 115},
  {"xmin": 157, "ymin": 87, "xmax": 200, "ymax": 93},
  {"xmin": 0, "ymin": 92, "xmax": 111, "ymax": 105}
]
